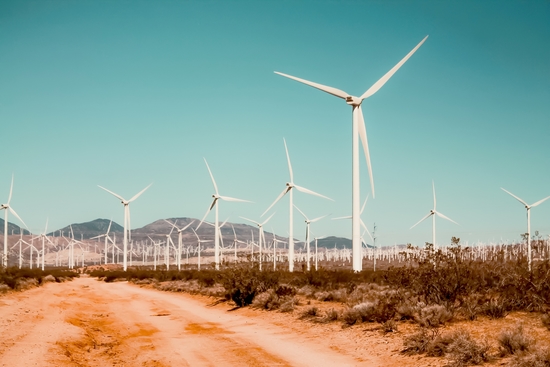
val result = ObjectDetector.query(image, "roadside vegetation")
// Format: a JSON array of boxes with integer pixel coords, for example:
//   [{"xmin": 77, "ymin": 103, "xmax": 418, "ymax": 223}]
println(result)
[
  {"xmin": 88, "ymin": 238, "xmax": 550, "ymax": 366},
  {"xmin": 0, "ymin": 267, "xmax": 78, "ymax": 292}
]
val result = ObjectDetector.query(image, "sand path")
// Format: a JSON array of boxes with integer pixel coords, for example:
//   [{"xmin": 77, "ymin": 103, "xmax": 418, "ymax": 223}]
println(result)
[{"xmin": 0, "ymin": 277, "xmax": 379, "ymax": 366}]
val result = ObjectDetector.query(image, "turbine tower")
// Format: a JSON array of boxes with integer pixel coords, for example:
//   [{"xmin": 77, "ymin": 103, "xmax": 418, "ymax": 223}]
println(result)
[
  {"xmin": 411, "ymin": 181, "xmax": 458, "ymax": 248},
  {"xmin": 294, "ymin": 205, "xmax": 327, "ymax": 271},
  {"xmin": 196, "ymin": 158, "xmax": 250, "ymax": 270},
  {"xmin": 262, "ymin": 138, "xmax": 333, "ymax": 272},
  {"xmin": 98, "ymin": 183, "xmax": 152, "ymax": 271},
  {"xmin": 274, "ymin": 36, "xmax": 428, "ymax": 271},
  {"xmin": 501, "ymin": 188, "xmax": 550, "ymax": 271},
  {"xmin": 1, "ymin": 175, "xmax": 27, "ymax": 268}
]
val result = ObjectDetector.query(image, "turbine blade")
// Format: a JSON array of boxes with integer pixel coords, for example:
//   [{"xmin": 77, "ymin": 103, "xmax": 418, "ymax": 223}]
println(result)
[
  {"xmin": 126, "ymin": 205, "xmax": 132, "ymax": 241},
  {"xmin": 501, "ymin": 188, "xmax": 528, "ymax": 207},
  {"xmin": 360, "ymin": 35, "xmax": 428, "ymax": 100},
  {"xmin": 283, "ymin": 138, "xmax": 294, "ymax": 183},
  {"xmin": 128, "ymin": 183, "xmax": 152, "ymax": 202},
  {"xmin": 310, "ymin": 214, "xmax": 327, "ymax": 223},
  {"xmin": 261, "ymin": 212, "xmax": 276, "ymax": 226},
  {"xmin": 219, "ymin": 195, "xmax": 251, "ymax": 203},
  {"xmin": 531, "ymin": 195, "xmax": 550, "ymax": 208},
  {"xmin": 181, "ymin": 220, "xmax": 195, "ymax": 232},
  {"xmin": 203, "ymin": 158, "xmax": 219, "ymax": 195},
  {"xmin": 293, "ymin": 185, "xmax": 333, "ymax": 201},
  {"xmin": 357, "ymin": 106, "xmax": 374, "ymax": 198},
  {"xmin": 432, "ymin": 180, "xmax": 437, "ymax": 210},
  {"xmin": 9, "ymin": 207, "xmax": 27, "ymax": 229},
  {"xmin": 209, "ymin": 197, "xmax": 218, "ymax": 211},
  {"xmin": 261, "ymin": 186, "xmax": 291, "ymax": 217},
  {"xmin": 106, "ymin": 220, "xmax": 112, "ymax": 234},
  {"xmin": 435, "ymin": 211, "xmax": 459, "ymax": 225},
  {"xmin": 274, "ymin": 71, "xmax": 349, "ymax": 100},
  {"xmin": 239, "ymin": 216, "xmax": 260, "ymax": 226},
  {"xmin": 360, "ymin": 194, "xmax": 369, "ymax": 214},
  {"xmin": 195, "ymin": 204, "xmax": 213, "ymax": 230},
  {"xmin": 98, "ymin": 185, "xmax": 125, "ymax": 202},
  {"xmin": 294, "ymin": 204, "xmax": 308, "ymax": 221},
  {"xmin": 332, "ymin": 215, "xmax": 351, "ymax": 220},
  {"xmin": 7, "ymin": 174, "xmax": 14, "ymax": 204},
  {"xmin": 410, "ymin": 212, "xmax": 432, "ymax": 229}
]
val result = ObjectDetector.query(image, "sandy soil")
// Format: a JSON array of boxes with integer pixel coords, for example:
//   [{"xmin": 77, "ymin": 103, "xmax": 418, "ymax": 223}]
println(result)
[{"xmin": 2, "ymin": 277, "xmax": 550, "ymax": 367}]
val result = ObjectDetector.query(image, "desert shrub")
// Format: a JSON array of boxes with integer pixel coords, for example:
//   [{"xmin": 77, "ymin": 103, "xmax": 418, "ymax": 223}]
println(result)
[
  {"xmin": 322, "ymin": 308, "xmax": 340, "ymax": 323},
  {"xmin": 541, "ymin": 313, "xmax": 550, "ymax": 330},
  {"xmin": 509, "ymin": 347, "xmax": 550, "ymax": 367},
  {"xmin": 498, "ymin": 324, "xmax": 533, "ymax": 356},
  {"xmin": 482, "ymin": 297, "xmax": 509, "ymax": 319},
  {"xmin": 279, "ymin": 297, "xmax": 299, "ymax": 313},
  {"xmin": 382, "ymin": 319, "xmax": 398, "ymax": 333},
  {"xmin": 460, "ymin": 293, "xmax": 482, "ymax": 321},
  {"xmin": 426, "ymin": 332, "xmax": 456, "ymax": 357},
  {"xmin": 446, "ymin": 329, "xmax": 491, "ymax": 367},
  {"xmin": 402, "ymin": 328, "xmax": 438, "ymax": 355},
  {"xmin": 300, "ymin": 306, "xmax": 320, "ymax": 319},
  {"xmin": 218, "ymin": 264, "xmax": 280, "ymax": 307},
  {"xmin": 416, "ymin": 304, "xmax": 453, "ymax": 328},
  {"xmin": 252, "ymin": 290, "xmax": 281, "ymax": 310}
]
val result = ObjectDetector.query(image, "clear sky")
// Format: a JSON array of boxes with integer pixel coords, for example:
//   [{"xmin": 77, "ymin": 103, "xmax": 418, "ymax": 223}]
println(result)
[{"xmin": 1, "ymin": 0, "xmax": 549, "ymax": 247}]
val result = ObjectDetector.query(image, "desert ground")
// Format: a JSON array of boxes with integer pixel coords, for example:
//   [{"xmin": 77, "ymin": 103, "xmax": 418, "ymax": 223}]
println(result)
[{"xmin": 1, "ymin": 275, "xmax": 549, "ymax": 367}]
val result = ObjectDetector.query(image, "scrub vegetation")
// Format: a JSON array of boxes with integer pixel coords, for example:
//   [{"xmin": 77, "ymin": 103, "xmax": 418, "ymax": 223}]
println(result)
[
  {"xmin": 0, "ymin": 267, "xmax": 78, "ymax": 292},
  {"xmin": 88, "ymin": 238, "xmax": 550, "ymax": 366}
]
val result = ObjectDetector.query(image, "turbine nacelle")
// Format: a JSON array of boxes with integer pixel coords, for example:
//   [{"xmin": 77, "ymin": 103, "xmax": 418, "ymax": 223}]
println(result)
[{"xmin": 0, "ymin": 204, "xmax": 7, "ymax": 209}]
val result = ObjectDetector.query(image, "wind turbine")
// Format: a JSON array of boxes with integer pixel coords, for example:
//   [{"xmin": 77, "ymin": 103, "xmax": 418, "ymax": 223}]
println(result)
[
  {"xmin": 1, "ymin": 175, "xmax": 27, "ymax": 268},
  {"xmin": 191, "ymin": 228, "xmax": 211, "ymax": 271},
  {"xmin": 90, "ymin": 220, "xmax": 114, "ymax": 265},
  {"xmin": 294, "ymin": 205, "xmax": 327, "ymax": 271},
  {"xmin": 98, "ymin": 183, "xmax": 152, "ymax": 271},
  {"xmin": 165, "ymin": 219, "xmax": 195, "ymax": 270},
  {"xmin": 262, "ymin": 138, "xmax": 333, "ymax": 272},
  {"xmin": 411, "ymin": 181, "xmax": 458, "ymax": 248},
  {"xmin": 501, "ymin": 188, "xmax": 550, "ymax": 271},
  {"xmin": 196, "ymin": 158, "xmax": 250, "ymax": 270},
  {"xmin": 240, "ymin": 213, "xmax": 275, "ymax": 271},
  {"xmin": 274, "ymin": 36, "xmax": 427, "ymax": 271}
]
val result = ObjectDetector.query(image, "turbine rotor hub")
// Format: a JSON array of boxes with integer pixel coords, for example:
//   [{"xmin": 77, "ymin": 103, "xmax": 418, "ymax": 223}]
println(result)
[{"xmin": 345, "ymin": 96, "xmax": 362, "ymax": 106}]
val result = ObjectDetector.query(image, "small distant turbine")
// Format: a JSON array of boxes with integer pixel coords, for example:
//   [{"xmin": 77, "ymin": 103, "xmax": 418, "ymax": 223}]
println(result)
[
  {"xmin": 501, "ymin": 187, "xmax": 550, "ymax": 271},
  {"xmin": 262, "ymin": 138, "xmax": 333, "ymax": 272},
  {"xmin": 411, "ymin": 181, "xmax": 458, "ymax": 248},
  {"xmin": 196, "ymin": 158, "xmax": 250, "ymax": 270},
  {"xmin": 1, "ymin": 175, "xmax": 28, "ymax": 268},
  {"xmin": 98, "ymin": 183, "xmax": 152, "ymax": 271},
  {"xmin": 294, "ymin": 205, "xmax": 327, "ymax": 271}
]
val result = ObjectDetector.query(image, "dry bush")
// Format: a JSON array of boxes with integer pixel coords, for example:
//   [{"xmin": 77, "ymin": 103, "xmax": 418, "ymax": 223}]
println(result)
[
  {"xmin": 416, "ymin": 304, "xmax": 453, "ymax": 328},
  {"xmin": 279, "ymin": 297, "xmax": 299, "ymax": 313},
  {"xmin": 382, "ymin": 319, "xmax": 398, "ymax": 333},
  {"xmin": 446, "ymin": 329, "xmax": 491, "ymax": 367},
  {"xmin": 460, "ymin": 293, "xmax": 482, "ymax": 321},
  {"xmin": 396, "ymin": 300, "xmax": 419, "ymax": 321},
  {"xmin": 0, "ymin": 284, "xmax": 10, "ymax": 293},
  {"xmin": 300, "ymin": 306, "xmax": 320, "ymax": 319},
  {"xmin": 498, "ymin": 324, "xmax": 534, "ymax": 357},
  {"xmin": 322, "ymin": 308, "xmax": 340, "ymax": 322},
  {"xmin": 42, "ymin": 274, "xmax": 56, "ymax": 283},
  {"xmin": 402, "ymin": 328, "xmax": 439, "ymax": 355},
  {"xmin": 541, "ymin": 313, "xmax": 550, "ymax": 330},
  {"xmin": 509, "ymin": 347, "xmax": 550, "ymax": 367},
  {"xmin": 482, "ymin": 297, "xmax": 509, "ymax": 319},
  {"xmin": 252, "ymin": 290, "xmax": 281, "ymax": 310}
]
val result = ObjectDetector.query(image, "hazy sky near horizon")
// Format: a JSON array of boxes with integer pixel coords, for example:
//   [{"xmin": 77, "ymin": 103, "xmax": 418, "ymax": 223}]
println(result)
[{"xmin": 1, "ymin": 0, "xmax": 549, "ymax": 247}]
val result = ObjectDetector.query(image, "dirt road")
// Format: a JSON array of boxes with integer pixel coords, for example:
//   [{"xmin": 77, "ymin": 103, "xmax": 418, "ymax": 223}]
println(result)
[{"xmin": 0, "ymin": 277, "xmax": 378, "ymax": 366}]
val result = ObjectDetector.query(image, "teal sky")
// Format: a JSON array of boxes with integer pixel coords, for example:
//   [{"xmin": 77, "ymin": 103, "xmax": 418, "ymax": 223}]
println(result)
[{"xmin": 1, "ymin": 0, "xmax": 549, "ymax": 247}]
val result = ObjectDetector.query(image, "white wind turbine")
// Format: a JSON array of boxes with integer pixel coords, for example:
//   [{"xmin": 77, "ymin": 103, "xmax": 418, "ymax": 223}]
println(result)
[
  {"xmin": 191, "ymin": 228, "xmax": 212, "ymax": 271},
  {"xmin": 274, "ymin": 36, "xmax": 427, "ymax": 271},
  {"xmin": 165, "ymin": 219, "xmax": 195, "ymax": 270},
  {"xmin": 1, "ymin": 175, "xmax": 27, "ymax": 268},
  {"xmin": 411, "ymin": 181, "xmax": 458, "ymax": 248},
  {"xmin": 501, "ymin": 188, "xmax": 550, "ymax": 271},
  {"xmin": 90, "ymin": 220, "xmax": 114, "ymax": 265},
  {"xmin": 98, "ymin": 183, "xmax": 152, "ymax": 271},
  {"xmin": 240, "ymin": 213, "xmax": 275, "ymax": 271},
  {"xmin": 262, "ymin": 138, "xmax": 333, "ymax": 272},
  {"xmin": 294, "ymin": 205, "xmax": 328, "ymax": 271},
  {"xmin": 196, "ymin": 158, "xmax": 250, "ymax": 270}
]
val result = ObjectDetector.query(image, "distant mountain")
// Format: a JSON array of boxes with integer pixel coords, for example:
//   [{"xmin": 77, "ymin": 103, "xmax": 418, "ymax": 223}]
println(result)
[
  {"xmin": 48, "ymin": 217, "xmax": 355, "ymax": 249},
  {"xmin": 0, "ymin": 219, "xmax": 31, "ymax": 235},
  {"xmin": 49, "ymin": 218, "xmax": 123, "ymax": 239}
]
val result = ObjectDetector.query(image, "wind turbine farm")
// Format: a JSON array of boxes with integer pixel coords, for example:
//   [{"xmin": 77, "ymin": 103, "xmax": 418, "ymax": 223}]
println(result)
[{"xmin": 1, "ymin": 1, "xmax": 550, "ymax": 366}]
